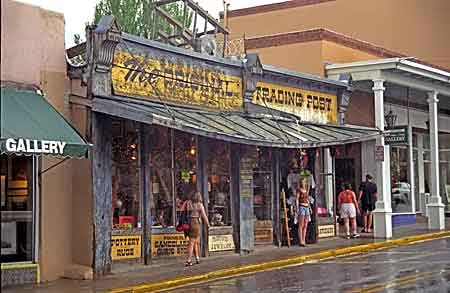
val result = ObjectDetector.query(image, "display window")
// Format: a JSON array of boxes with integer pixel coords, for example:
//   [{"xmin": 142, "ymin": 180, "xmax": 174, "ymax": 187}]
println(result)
[
  {"xmin": 149, "ymin": 128, "xmax": 198, "ymax": 228},
  {"xmin": 207, "ymin": 140, "xmax": 231, "ymax": 227},
  {"xmin": 253, "ymin": 147, "xmax": 272, "ymax": 221},
  {"xmin": 390, "ymin": 146, "xmax": 413, "ymax": 213},
  {"xmin": 1, "ymin": 155, "xmax": 34, "ymax": 263},
  {"xmin": 112, "ymin": 119, "xmax": 141, "ymax": 229},
  {"xmin": 174, "ymin": 131, "xmax": 197, "ymax": 226},
  {"xmin": 150, "ymin": 126, "xmax": 173, "ymax": 228}
]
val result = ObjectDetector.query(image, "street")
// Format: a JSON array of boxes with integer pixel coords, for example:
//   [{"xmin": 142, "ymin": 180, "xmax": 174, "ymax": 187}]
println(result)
[{"xmin": 170, "ymin": 238, "xmax": 450, "ymax": 293}]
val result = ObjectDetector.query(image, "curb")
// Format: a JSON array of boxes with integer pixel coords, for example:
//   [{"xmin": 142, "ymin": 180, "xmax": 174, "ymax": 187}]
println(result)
[{"xmin": 110, "ymin": 230, "xmax": 450, "ymax": 293}]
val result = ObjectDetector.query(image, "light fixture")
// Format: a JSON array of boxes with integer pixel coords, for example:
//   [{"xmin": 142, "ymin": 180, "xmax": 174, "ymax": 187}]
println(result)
[
  {"xmin": 190, "ymin": 147, "xmax": 196, "ymax": 156},
  {"xmin": 384, "ymin": 106, "xmax": 397, "ymax": 129}
]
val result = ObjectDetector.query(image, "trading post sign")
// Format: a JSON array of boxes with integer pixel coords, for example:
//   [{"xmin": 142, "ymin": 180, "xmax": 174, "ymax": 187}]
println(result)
[{"xmin": 252, "ymin": 82, "xmax": 338, "ymax": 124}]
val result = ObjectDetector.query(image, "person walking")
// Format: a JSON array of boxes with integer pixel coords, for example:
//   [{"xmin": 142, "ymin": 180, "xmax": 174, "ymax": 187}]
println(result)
[
  {"xmin": 338, "ymin": 183, "xmax": 360, "ymax": 239},
  {"xmin": 182, "ymin": 191, "xmax": 209, "ymax": 266},
  {"xmin": 358, "ymin": 174, "xmax": 377, "ymax": 233},
  {"xmin": 297, "ymin": 178, "xmax": 310, "ymax": 247}
]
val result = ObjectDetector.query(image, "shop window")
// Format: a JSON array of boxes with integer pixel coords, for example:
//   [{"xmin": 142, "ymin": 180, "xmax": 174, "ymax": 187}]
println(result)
[
  {"xmin": 1, "ymin": 155, "xmax": 34, "ymax": 263},
  {"xmin": 174, "ymin": 131, "xmax": 197, "ymax": 225},
  {"xmin": 390, "ymin": 146, "xmax": 413, "ymax": 213},
  {"xmin": 253, "ymin": 147, "xmax": 272, "ymax": 221},
  {"xmin": 150, "ymin": 126, "xmax": 173, "ymax": 228},
  {"xmin": 207, "ymin": 140, "xmax": 231, "ymax": 226},
  {"xmin": 112, "ymin": 119, "xmax": 141, "ymax": 229}
]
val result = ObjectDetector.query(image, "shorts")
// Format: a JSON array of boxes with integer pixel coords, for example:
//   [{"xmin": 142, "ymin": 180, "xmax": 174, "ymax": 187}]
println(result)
[
  {"xmin": 188, "ymin": 218, "xmax": 201, "ymax": 238},
  {"xmin": 340, "ymin": 203, "xmax": 356, "ymax": 219},
  {"xmin": 361, "ymin": 199, "xmax": 376, "ymax": 213},
  {"xmin": 299, "ymin": 206, "xmax": 310, "ymax": 217}
]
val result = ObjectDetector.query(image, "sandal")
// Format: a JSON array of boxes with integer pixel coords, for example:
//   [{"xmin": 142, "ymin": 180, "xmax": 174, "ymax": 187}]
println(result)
[
  {"xmin": 196, "ymin": 258, "xmax": 200, "ymax": 264},
  {"xmin": 185, "ymin": 261, "xmax": 193, "ymax": 267}
]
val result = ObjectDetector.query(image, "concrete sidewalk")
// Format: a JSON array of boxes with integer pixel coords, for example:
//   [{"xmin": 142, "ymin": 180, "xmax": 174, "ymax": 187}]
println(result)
[{"xmin": 4, "ymin": 217, "xmax": 450, "ymax": 293}]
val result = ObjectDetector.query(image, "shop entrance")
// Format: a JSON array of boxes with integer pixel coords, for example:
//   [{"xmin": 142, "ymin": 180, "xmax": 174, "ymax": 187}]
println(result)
[{"xmin": 279, "ymin": 148, "xmax": 318, "ymax": 246}]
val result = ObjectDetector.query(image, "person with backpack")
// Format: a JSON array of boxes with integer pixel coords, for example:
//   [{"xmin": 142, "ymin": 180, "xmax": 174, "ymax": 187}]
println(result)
[
  {"xmin": 358, "ymin": 174, "xmax": 378, "ymax": 233},
  {"xmin": 338, "ymin": 183, "xmax": 360, "ymax": 239}
]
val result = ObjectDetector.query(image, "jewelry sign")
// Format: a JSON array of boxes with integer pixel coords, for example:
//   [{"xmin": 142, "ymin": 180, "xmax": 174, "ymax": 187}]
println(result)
[{"xmin": 252, "ymin": 82, "xmax": 338, "ymax": 124}]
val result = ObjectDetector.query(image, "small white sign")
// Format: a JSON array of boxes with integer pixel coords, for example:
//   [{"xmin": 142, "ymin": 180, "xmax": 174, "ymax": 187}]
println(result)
[
  {"xmin": 375, "ymin": 145, "xmax": 384, "ymax": 162},
  {"xmin": 5, "ymin": 138, "xmax": 66, "ymax": 155}
]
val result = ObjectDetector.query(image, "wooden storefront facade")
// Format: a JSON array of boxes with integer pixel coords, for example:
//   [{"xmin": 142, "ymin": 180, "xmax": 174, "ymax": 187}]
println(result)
[{"xmin": 69, "ymin": 16, "xmax": 380, "ymax": 276}]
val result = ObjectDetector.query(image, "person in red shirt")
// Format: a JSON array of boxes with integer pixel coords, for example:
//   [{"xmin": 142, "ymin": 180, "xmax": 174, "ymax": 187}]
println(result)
[{"xmin": 338, "ymin": 183, "xmax": 360, "ymax": 239}]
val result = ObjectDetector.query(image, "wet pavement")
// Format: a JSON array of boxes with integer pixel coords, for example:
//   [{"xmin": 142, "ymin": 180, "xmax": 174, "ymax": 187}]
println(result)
[{"xmin": 170, "ymin": 238, "xmax": 450, "ymax": 293}]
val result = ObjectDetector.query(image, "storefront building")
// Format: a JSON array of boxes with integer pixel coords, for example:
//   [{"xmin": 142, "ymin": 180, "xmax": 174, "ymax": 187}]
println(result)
[
  {"xmin": 0, "ymin": 88, "xmax": 90, "ymax": 286},
  {"xmin": 327, "ymin": 59, "xmax": 450, "ymax": 238},
  {"xmin": 67, "ymin": 16, "xmax": 380, "ymax": 276},
  {"xmin": 1, "ymin": 1, "xmax": 91, "ymax": 287}
]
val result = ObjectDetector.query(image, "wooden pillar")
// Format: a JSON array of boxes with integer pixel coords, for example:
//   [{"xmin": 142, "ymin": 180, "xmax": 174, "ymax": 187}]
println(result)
[
  {"xmin": 197, "ymin": 136, "xmax": 209, "ymax": 257},
  {"xmin": 230, "ymin": 143, "xmax": 241, "ymax": 252},
  {"xmin": 272, "ymin": 148, "xmax": 281, "ymax": 247},
  {"xmin": 140, "ymin": 124, "xmax": 152, "ymax": 265},
  {"xmin": 239, "ymin": 145, "xmax": 255, "ymax": 254},
  {"xmin": 91, "ymin": 112, "xmax": 112, "ymax": 277}
]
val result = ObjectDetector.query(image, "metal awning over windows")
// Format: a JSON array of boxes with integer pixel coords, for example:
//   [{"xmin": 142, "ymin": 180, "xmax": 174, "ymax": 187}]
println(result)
[{"xmin": 92, "ymin": 96, "xmax": 380, "ymax": 148}]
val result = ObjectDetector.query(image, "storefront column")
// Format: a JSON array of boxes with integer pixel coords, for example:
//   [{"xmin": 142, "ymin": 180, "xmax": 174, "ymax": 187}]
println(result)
[
  {"xmin": 140, "ymin": 124, "xmax": 152, "ymax": 264},
  {"xmin": 426, "ymin": 91, "xmax": 445, "ymax": 230},
  {"xmin": 324, "ymin": 148, "xmax": 334, "ymax": 217},
  {"xmin": 91, "ymin": 112, "xmax": 113, "ymax": 277},
  {"xmin": 197, "ymin": 136, "xmax": 209, "ymax": 256},
  {"xmin": 416, "ymin": 134, "xmax": 427, "ymax": 215},
  {"xmin": 272, "ymin": 149, "xmax": 281, "ymax": 247},
  {"xmin": 372, "ymin": 79, "xmax": 393, "ymax": 239}
]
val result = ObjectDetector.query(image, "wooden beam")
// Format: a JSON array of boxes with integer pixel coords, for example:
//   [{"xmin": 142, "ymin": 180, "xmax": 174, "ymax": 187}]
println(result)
[
  {"xmin": 197, "ymin": 136, "xmax": 209, "ymax": 257},
  {"xmin": 140, "ymin": 123, "xmax": 152, "ymax": 265},
  {"xmin": 92, "ymin": 112, "xmax": 112, "ymax": 277},
  {"xmin": 155, "ymin": 7, "xmax": 193, "ymax": 38},
  {"xmin": 230, "ymin": 143, "xmax": 240, "ymax": 253},
  {"xmin": 154, "ymin": 0, "xmax": 179, "ymax": 6},
  {"xmin": 92, "ymin": 97, "xmax": 153, "ymax": 125},
  {"xmin": 272, "ymin": 148, "xmax": 281, "ymax": 247},
  {"xmin": 185, "ymin": 0, "xmax": 229, "ymax": 34}
]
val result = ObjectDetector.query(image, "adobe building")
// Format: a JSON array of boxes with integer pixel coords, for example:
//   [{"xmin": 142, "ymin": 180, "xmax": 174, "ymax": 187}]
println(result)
[
  {"xmin": 224, "ymin": 0, "xmax": 450, "ymax": 71},
  {"xmin": 1, "ymin": 0, "xmax": 90, "ymax": 286}
]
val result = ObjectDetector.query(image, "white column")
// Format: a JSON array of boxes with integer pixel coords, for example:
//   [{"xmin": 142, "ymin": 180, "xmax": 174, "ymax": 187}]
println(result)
[
  {"xmin": 426, "ymin": 91, "xmax": 445, "ymax": 230},
  {"xmin": 324, "ymin": 148, "xmax": 334, "ymax": 216},
  {"xmin": 407, "ymin": 125, "xmax": 415, "ymax": 213},
  {"xmin": 416, "ymin": 134, "xmax": 426, "ymax": 214},
  {"xmin": 372, "ymin": 79, "xmax": 393, "ymax": 239}
]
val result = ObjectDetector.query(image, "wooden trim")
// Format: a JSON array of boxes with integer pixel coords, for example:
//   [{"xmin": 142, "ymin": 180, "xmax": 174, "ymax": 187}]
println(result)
[
  {"xmin": 140, "ymin": 124, "xmax": 152, "ymax": 265},
  {"xmin": 225, "ymin": 0, "xmax": 336, "ymax": 18}
]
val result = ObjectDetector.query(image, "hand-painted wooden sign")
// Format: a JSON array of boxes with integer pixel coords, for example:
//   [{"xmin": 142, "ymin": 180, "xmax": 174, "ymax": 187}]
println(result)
[
  {"xmin": 253, "ymin": 82, "xmax": 338, "ymax": 124},
  {"xmin": 112, "ymin": 51, "xmax": 243, "ymax": 111},
  {"xmin": 111, "ymin": 235, "xmax": 141, "ymax": 260}
]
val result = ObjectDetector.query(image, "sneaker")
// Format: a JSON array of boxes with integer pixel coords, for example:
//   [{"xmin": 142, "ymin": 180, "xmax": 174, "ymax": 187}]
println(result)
[{"xmin": 352, "ymin": 234, "xmax": 360, "ymax": 238}]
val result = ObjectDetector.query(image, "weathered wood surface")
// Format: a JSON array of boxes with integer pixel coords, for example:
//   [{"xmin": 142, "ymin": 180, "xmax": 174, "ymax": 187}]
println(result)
[
  {"xmin": 92, "ymin": 112, "xmax": 112, "ymax": 277},
  {"xmin": 272, "ymin": 148, "xmax": 281, "ymax": 247},
  {"xmin": 197, "ymin": 136, "xmax": 209, "ymax": 257},
  {"xmin": 238, "ymin": 145, "xmax": 256, "ymax": 253},
  {"xmin": 140, "ymin": 124, "xmax": 152, "ymax": 265},
  {"xmin": 230, "ymin": 143, "xmax": 241, "ymax": 252}
]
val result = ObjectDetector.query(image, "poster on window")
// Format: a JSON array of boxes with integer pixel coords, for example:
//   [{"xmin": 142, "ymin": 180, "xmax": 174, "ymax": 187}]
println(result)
[{"xmin": 1, "ymin": 222, "xmax": 17, "ymax": 255}]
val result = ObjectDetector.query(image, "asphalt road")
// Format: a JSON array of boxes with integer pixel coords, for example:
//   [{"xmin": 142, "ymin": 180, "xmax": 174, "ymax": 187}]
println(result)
[{"xmin": 169, "ymin": 238, "xmax": 450, "ymax": 293}]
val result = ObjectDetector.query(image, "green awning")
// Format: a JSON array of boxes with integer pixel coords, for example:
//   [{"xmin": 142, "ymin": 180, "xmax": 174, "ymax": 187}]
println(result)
[{"xmin": 1, "ymin": 87, "xmax": 90, "ymax": 158}]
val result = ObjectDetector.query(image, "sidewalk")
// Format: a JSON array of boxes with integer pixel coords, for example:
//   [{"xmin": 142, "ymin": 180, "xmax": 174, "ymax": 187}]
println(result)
[{"xmin": 4, "ymin": 217, "xmax": 450, "ymax": 293}]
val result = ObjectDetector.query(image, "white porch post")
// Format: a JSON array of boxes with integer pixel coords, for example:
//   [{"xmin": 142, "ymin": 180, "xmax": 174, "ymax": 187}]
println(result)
[
  {"xmin": 372, "ymin": 79, "xmax": 393, "ymax": 239},
  {"xmin": 416, "ymin": 134, "xmax": 427, "ymax": 215},
  {"xmin": 324, "ymin": 148, "xmax": 334, "ymax": 216},
  {"xmin": 426, "ymin": 91, "xmax": 445, "ymax": 230}
]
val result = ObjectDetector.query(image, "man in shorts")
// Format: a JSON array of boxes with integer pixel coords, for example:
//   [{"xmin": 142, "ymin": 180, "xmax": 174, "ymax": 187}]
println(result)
[{"xmin": 358, "ymin": 174, "xmax": 377, "ymax": 233}]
